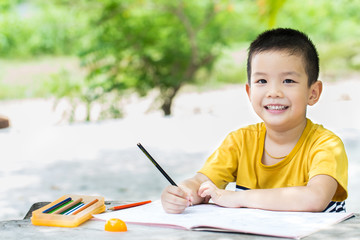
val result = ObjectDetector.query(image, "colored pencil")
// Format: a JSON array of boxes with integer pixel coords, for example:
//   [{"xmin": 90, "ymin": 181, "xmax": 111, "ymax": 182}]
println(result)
[
  {"xmin": 53, "ymin": 198, "xmax": 83, "ymax": 214},
  {"xmin": 71, "ymin": 199, "xmax": 99, "ymax": 215},
  {"xmin": 48, "ymin": 201, "xmax": 72, "ymax": 214},
  {"xmin": 63, "ymin": 203, "xmax": 84, "ymax": 215},
  {"xmin": 43, "ymin": 197, "xmax": 72, "ymax": 213},
  {"xmin": 137, "ymin": 143, "xmax": 177, "ymax": 186},
  {"xmin": 108, "ymin": 200, "xmax": 152, "ymax": 211}
]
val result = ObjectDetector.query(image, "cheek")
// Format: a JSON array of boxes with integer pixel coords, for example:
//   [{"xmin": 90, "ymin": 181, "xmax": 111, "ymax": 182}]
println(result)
[
  {"xmin": 291, "ymin": 94, "xmax": 310, "ymax": 108},
  {"xmin": 249, "ymin": 90, "xmax": 264, "ymax": 104},
  {"xmin": 248, "ymin": 92, "xmax": 257, "ymax": 104},
  {"xmin": 287, "ymin": 88, "xmax": 308, "ymax": 103},
  {"xmin": 249, "ymin": 94, "xmax": 263, "ymax": 111}
]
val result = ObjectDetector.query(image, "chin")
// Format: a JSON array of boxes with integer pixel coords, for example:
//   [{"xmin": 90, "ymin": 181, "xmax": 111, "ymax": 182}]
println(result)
[{"xmin": 263, "ymin": 117, "xmax": 290, "ymax": 128}]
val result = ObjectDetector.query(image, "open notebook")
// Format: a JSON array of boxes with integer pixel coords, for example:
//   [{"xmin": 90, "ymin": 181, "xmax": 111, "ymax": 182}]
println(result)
[{"xmin": 93, "ymin": 201, "xmax": 353, "ymax": 239}]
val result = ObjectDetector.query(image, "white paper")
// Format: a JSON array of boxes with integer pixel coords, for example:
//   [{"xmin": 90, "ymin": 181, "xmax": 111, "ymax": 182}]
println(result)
[{"xmin": 93, "ymin": 201, "xmax": 353, "ymax": 239}]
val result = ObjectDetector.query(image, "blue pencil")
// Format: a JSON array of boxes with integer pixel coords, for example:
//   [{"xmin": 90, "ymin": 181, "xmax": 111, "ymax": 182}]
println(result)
[
  {"xmin": 63, "ymin": 203, "xmax": 85, "ymax": 215},
  {"xmin": 43, "ymin": 197, "xmax": 72, "ymax": 213}
]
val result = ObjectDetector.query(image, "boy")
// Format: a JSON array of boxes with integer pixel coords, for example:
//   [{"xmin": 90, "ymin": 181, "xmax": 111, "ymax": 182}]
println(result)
[{"xmin": 161, "ymin": 28, "xmax": 348, "ymax": 213}]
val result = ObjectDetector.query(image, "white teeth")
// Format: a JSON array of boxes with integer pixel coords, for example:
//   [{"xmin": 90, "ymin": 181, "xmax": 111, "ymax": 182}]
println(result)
[{"xmin": 266, "ymin": 105, "xmax": 287, "ymax": 110}]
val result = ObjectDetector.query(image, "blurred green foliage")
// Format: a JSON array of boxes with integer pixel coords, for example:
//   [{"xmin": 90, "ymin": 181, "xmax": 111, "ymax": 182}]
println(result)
[
  {"xmin": 79, "ymin": 0, "xmax": 252, "ymax": 116},
  {"xmin": 0, "ymin": 0, "xmax": 88, "ymax": 57},
  {"xmin": 1, "ymin": 0, "xmax": 359, "ymax": 120},
  {"xmin": 274, "ymin": 0, "xmax": 360, "ymax": 79}
]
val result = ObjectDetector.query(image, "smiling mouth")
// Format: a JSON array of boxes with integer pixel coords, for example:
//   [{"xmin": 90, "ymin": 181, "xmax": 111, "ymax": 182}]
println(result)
[{"xmin": 265, "ymin": 105, "xmax": 289, "ymax": 110}]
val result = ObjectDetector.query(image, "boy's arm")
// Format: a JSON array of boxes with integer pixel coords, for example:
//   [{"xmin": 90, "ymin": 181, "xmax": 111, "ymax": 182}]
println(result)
[
  {"xmin": 161, "ymin": 173, "xmax": 210, "ymax": 213},
  {"xmin": 199, "ymin": 174, "xmax": 338, "ymax": 212}
]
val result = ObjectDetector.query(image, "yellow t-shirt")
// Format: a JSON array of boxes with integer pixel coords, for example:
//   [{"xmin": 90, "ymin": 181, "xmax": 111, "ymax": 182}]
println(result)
[{"xmin": 199, "ymin": 119, "xmax": 348, "ymax": 202}]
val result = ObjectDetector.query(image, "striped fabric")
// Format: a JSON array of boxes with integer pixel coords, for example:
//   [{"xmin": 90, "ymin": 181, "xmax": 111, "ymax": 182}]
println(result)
[
  {"xmin": 236, "ymin": 185, "xmax": 346, "ymax": 212},
  {"xmin": 323, "ymin": 201, "xmax": 346, "ymax": 213}
]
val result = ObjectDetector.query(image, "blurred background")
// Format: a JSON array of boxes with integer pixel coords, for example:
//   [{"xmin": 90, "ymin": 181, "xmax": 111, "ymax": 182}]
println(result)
[{"xmin": 0, "ymin": 0, "xmax": 359, "ymax": 221}]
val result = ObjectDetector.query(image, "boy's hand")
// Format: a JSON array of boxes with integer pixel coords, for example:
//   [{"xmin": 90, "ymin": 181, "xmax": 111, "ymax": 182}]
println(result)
[
  {"xmin": 161, "ymin": 185, "xmax": 193, "ymax": 214},
  {"xmin": 198, "ymin": 181, "xmax": 238, "ymax": 208},
  {"xmin": 161, "ymin": 173, "xmax": 213, "ymax": 213}
]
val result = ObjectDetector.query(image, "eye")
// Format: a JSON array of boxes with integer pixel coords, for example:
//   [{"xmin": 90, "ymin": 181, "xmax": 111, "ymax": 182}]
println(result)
[
  {"xmin": 256, "ymin": 79, "xmax": 267, "ymax": 84},
  {"xmin": 283, "ymin": 79, "xmax": 295, "ymax": 84}
]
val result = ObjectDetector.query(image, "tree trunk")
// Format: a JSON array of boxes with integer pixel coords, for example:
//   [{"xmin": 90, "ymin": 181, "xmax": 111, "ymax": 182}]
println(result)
[
  {"xmin": 86, "ymin": 101, "xmax": 92, "ymax": 122},
  {"xmin": 160, "ymin": 85, "xmax": 181, "ymax": 116},
  {"xmin": 161, "ymin": 98, "xmax": 172, "ymax": 116}
]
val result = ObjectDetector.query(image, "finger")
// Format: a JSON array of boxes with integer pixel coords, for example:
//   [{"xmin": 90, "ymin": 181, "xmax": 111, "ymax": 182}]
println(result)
[
  {"xmin": 178, "ymin": 185, "xmax": 195, "ymax": 202},
  {"xmin": 188, "ymin": 195, "xmax": 194, "ymax": 205},
  {"xmin": 198, "ymin": 183, "xmax": 210, "ymax": 197},
  {"xmin": 199, "ymin": 188, "xmax": 212, "ymax": 198},
  {"xmin": 162, "ymin": 188, "xmax": 190, "ymax": 207},
  {"xmin": 165, "ymin": 194, "xmax": 189, "ymax": 206},
  {"xmin": 200, "ymin": 180, "xmax": 214, "ymax": 188},
  {"xmin": 203, "ymin": 195, "xmax": 211, "ymax": 203},
  {"xmin": 197, "ymin": 187, "xmax": 205, "ymax": 197},
  {"xmin": 167, "ymin": 185, "xmax": 189, "ymax": 199},
  {"xmin": 171, "ymin": 186, "xmax": 194, "ymax": 207},
  {"xmin": 161, "ymin": 198, "xmax": 188, "ymax": 213},
  {"xmin": 162, "ymin": 198, "xmax": 188, "ymax": 212}
]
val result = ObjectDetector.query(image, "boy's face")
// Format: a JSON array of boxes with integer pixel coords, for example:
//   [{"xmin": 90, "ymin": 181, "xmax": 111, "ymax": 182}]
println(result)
[{"xmin": 246, "ymin": 50, "xmax": 321, "ymax": 131}]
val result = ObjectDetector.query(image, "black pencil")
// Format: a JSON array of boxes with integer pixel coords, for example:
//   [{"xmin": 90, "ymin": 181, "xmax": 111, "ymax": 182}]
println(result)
[{"xmin": 137, "ymin": 143, "xmax": 178, "ymax": 186}]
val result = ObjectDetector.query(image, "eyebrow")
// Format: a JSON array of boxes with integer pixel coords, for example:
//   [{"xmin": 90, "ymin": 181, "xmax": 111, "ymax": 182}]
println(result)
[
  {"xmin": 252, "ymin": 72, "xmax": 267, "ymax": 77},
  {"xmin": 252, "ymin": 71, "xmax": 302, "ymax": 77},
  {"xmin": 281, "ymin": 71, "xmax": 302, "ymax": 77}
]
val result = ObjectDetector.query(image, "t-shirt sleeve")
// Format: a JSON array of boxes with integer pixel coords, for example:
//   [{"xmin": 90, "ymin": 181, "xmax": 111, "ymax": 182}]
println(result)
[
  {"xmin": 198, "ymin": 132, "xmax": 240, "ymax": 189},
  {"xmin": 308, "ymin": 134, "xmax": 348, "ymax": 201}
]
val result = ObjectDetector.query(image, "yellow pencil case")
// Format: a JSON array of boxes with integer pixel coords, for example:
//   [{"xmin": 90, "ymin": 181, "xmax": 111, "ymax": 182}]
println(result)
[{"xmin": 31, "ymin": 194, "xmax": 106, "ymax": 228}]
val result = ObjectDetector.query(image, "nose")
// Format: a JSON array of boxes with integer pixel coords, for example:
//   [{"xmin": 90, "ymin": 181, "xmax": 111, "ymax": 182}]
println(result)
[{"xmin": 266, "ymin": 82, "xmax": 283, "ymax": 98}]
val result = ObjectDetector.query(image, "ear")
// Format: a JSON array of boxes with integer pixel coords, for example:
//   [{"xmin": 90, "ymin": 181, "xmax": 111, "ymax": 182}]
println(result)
[
  {"xmin": 246, "ymin": 83, "xmax": 251, "ymax": 101},
  {"xmin": 308, "ymin": 81, "xmax": 322, "ymax": 106}
]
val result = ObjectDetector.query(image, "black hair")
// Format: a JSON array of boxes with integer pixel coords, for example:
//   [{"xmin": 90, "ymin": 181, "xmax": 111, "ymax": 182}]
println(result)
[{"xmin": 247, "ymin": 28, "xmax": 319, "ymax": 87}]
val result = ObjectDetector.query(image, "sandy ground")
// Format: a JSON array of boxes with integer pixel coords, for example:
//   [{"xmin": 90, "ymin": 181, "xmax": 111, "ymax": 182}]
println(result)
[{"xmin": 0, "ymin": 79, "xmax": 360, "ymax": 221}]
